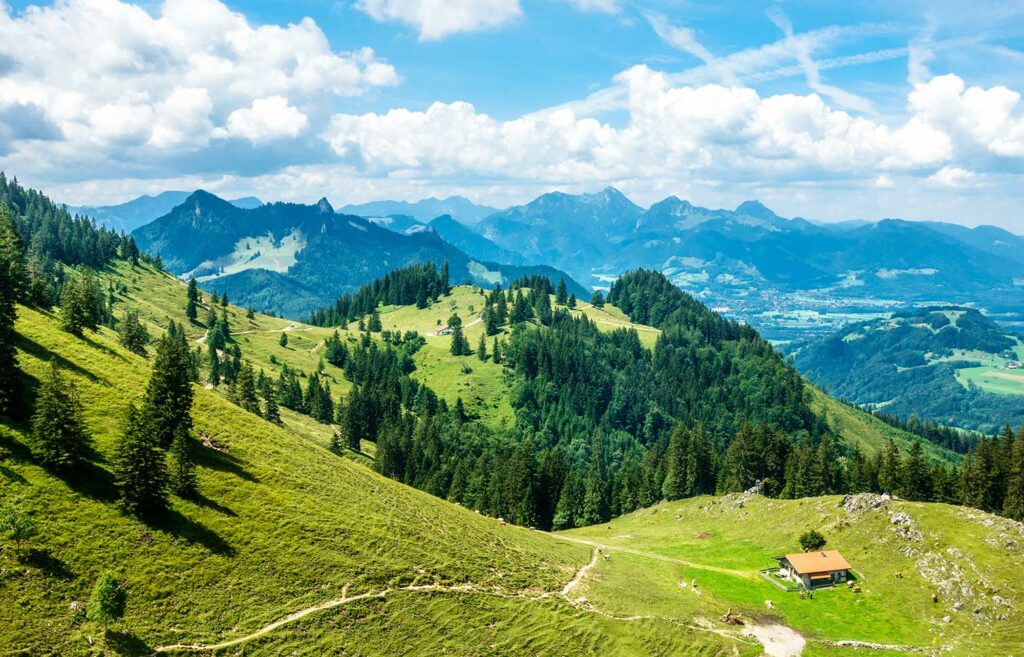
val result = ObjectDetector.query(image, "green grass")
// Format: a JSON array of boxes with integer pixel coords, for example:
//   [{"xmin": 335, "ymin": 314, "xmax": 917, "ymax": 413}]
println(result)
[
  {"xmin": 808, "ymin": 385, "xmax": 961, "ymax": 464},
  {"xmin": 563, "ymin": 495, "xmax": 1024, "ymax": 655},
  {"xmin": 0, "ymin": 302, "xmax": 595, "ymax": 655}
]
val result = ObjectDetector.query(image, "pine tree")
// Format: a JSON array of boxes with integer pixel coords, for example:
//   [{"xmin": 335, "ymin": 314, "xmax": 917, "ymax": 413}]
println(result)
[
  {"xmin": 278, "ymin": 332, "xmax": 288, "ymax": 348},
  {"xmin": 169, "ymin": 424, "xmax": 198, "ymax": 499},
  {"xmin": 534, "ymin": 292, "xmax": 553, "ymax": 326},
  {"xmin": 685, "ymin": 425, "xmax": 715, "ymax": 496},
  {"xmin": 236, "ymin": 361, "xmax": 261, "ymax": 415},
  {"xmin": 491, "ymin": 337, "xmax": 502, "ymax": 364},
  {"xmin": 448, "ymin": 314, "xmax": 470, "ymax": 356},
  {"xmin": 114, "ymin": 404, "xmax": 168, "ymax": 515},
  {"xmin": 568, "ymin": 293, "xmax": 577, "ymax": 309},
  {"xmin": 29, "ymin": 361, "xmax": 92, "ymax": 470},
  {"xmin": 555, "ymin": 278, "xmax": 568, "ymax": 305},
  {"xmin": 142, "ymin": 331, "xmax": 195, "ymax": 448},
  {"xmin": 477, "ymin": 333, "xmax": 487, "ymax": 361},
  {"xmin": 185, "ymin": 278, "xmax": 199, "ymax": 322},
  {"xmin": 117, "ymin": 309, "xmax": 149, "ymax": 356},
  {"xmin": 368, "ymin": 311, "xmax": 383, "ymax": 332},
  {"xmin": 1003, "ymin": 427, "xmax": 1024, "ymax": 520},
  {"xmin": 877, "ymin": 439, "xmax": 902, "ymax": 494},
  {"xmin": 60, "ymin": 272, "xmax": 98, "ymax": 335},
  {"xmin": 662, "ymin": 424, "xmax": 689, "ymax": 500},
  {"xmin": 207, "ymin": 341, "xmax": 221, "ymax": 386},
  {"xmin": 900, "ymin": 440, "xmax": 932, "ymax": 501},
  {"xmin": 0, "ymin": 204, "xmax": 24, "ymax": 417},
  {"xmin": 440, "ymin": 260, "xmax": 450, "ymax": 295}
]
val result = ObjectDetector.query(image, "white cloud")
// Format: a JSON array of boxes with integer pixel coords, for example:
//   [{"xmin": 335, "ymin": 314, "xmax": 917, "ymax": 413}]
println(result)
[
  {"xmin": 927, "ymin": 166, "xmax": 977, "ymax": 188},
  {"xmin": 873, "ymin": 175, "xmax": 895, "ymax": 189},
  {"xmin": 0, "ymin": 0, "xmax": 397, "ymax": 157},
  {"xmin": 322, "ymin": 66, "xmax": 990, "ymax": 185},
  {"xmin": 224, "ymin": 96, "xmax": 309, "ymax": 143},
  {"xmin": 354, "ymin": 0, "xmax": 522, "ymax": 41}
]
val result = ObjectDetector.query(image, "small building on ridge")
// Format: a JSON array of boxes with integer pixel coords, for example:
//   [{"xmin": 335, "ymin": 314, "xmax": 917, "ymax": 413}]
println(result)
[{"xmin": 775, "ymin": 550, "xmax": 851, "ymax": 589}]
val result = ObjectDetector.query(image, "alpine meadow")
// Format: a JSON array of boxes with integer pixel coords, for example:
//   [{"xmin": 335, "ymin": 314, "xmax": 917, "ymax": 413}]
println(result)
[{"xmin": 2, "ymin": 2, "xmax": 1024, "ymax": 656}]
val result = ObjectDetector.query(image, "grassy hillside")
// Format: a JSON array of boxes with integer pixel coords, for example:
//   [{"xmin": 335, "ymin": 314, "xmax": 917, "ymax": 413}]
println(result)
[
  {"xmin": 562, "ymin": 493, "xmax": 1024, "ymax": 656},
  {"xmin": 0, "ymin": 263, "xmax": 1013, "ymax": 656}
]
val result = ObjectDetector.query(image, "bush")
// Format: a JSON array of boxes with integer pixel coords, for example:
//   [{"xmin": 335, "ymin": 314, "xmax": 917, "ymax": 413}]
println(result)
[
  {"xmin": 87, "ymin": 572, "xmax": 126, "ymax": 628},
  {"xmin": 799, "ymin": 529, "xmax": 826, "ymax": 551}
]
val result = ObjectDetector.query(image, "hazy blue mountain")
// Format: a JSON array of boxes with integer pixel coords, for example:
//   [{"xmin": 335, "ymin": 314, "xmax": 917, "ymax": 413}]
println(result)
[
  {"xmin": 365, "ymin": 214, "xmax": 426, "ymax": 234},
  {"xmin": 338, "ymin": 196, "xmax": 499, "ymax": 225},
  {"xmin": 132, "ymin": 191, "xmax": 586, "ymax": 316},
  {"xmin": 476, "ymin": 187, "xmax": 642, "ymax": 277},
  {"xmin": 473, "ymin": 189, "xmax": 1024, "ymax": 323},
  {"xmin": 67, "ymin": 190, "xmax": 262, "ymax": 232},
  {"xmin": 791, "ymin": 307, "xmax": 1024, "ymax": 433},
  {"xmin": 428, "ymin": 214, "xmax": 526, "ymax": 265}
]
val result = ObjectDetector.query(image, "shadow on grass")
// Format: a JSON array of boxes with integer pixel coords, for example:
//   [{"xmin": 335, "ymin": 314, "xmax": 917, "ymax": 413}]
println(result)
[
  {"xmin": 143, "ymin": 509, "xmax": 236, "ymax": 557},
  {"xmin": 24, "ymin": 547, "xmax": 74, "ymax": 580},
  {"xmin": 61, "ymin": 460, "xmax": 119, "ymax": 504},
  {"xmin": 191, "ymin": 491, "xmax": 238, "ymax": 517},
  {"xmin": 195, "ymin": 447, "xmax": 259, "ymax": 483},
  {"xmin": 104, "ymin": 629, "xmax": 153, "ymax": 656},
  {"xmin": 14, "ymin": 334, "xmax": 106, "ymax": 385}
]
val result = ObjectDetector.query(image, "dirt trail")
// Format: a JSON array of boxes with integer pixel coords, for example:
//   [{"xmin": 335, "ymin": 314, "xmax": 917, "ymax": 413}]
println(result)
[{"xmin": 550, "ymin": 534, "xmax": 753, "ymax": 578}]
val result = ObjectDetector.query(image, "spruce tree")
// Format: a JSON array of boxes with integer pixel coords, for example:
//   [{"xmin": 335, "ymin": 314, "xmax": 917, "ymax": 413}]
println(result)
[
  {"xmin": 60, "ymin": 274, "xmax": 95, "ymax": 335},
  {"xmin": 877, "ymin": 439, "xmax": 902, "ymax": 494},
  {"xmin": 185, "ymin": 277, "xmax": 199, "ymax": 322},
  {"xmin": 900, "ymin": 440, "xmax": 932, "ymax": 501},
  {"xmin": 169, "ymin": 424, "xmax": 197, "ymax": 499},
  {"xmin": 568, "ymin": 293, "xmax": 577, "ymax": 308},
  {"xmin": 0, "ymin": 204, "xmax": 24, "ymax": 417},
  {"xmin": 207, "ymin": 342, "xmax": 221, "ymax": 386},
  {"xmin": 1003, "ymin": 427, "xmax": 1024, "ymax": 520},
  {"xmin": 368, "ymin": 311, "xmax": 383, "ymax": 332},
  {"xmin": 29, "ymin": 361, "xmax": 92, "ymax": 470},
  {"xmin": 235, "ymin": 361, "xmax": 261, "ymax": 415},
  {"xmin": 491, "ymin": 337, "xmax": 502, "ymax": 364},
  {"xmin": 278, "ymin": 332, "xmax": 288, "ymax": 348},
  {"xmin": 477, "ymin": 333, "xmax": 487, "ymax": 361},
  {"xmin": 262, "ymin": 381, "xmax": 281, "ymax": 424},
  {"xmin": 114, "ymin": 404, "xmax": 168, "ymax": 515},
  {"xmin": 662, "ymin": 424, "xmax": 689, "ymax": 500},
  {"xmin": 555, "ymin": 278, "xmax": 568, "ymax": 305},
  {"xmin": 118, "ymin": 309, "xmax": 149, "ymax": 356},
  {"xmin": 143, "ymin": 331, "xmax": 195, "ymax": 448}
]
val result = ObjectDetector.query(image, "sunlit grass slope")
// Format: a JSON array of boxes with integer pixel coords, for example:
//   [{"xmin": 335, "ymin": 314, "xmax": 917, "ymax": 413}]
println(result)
[
  {"xmin": 0, "ymin": 303, "xmax": 594, "ymax": 654},
  {"xmin": 563, "ymin": 494, "xmax": 1024, "ymax": 656}
]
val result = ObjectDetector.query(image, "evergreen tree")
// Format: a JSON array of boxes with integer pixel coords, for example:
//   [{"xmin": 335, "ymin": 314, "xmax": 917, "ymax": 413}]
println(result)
[
  {"xmin": 877, "ymin": 439, "xmax": 902, "ymax": 493},
  {"xmin": 684, "ymin": 425, "xmax": 715, "ymax": 496},
  {"xmin": 169, "ymin": 424, "xmax": 198, "ymax": 499},
  {"xmin": 0, "ymin": 204, "xmax": 24, "ymax": 417},
  {"xmin": 117, "ymin": 309, "xmax": 149, "ymax": 356},
  {"xmin": 491, "ymin": 337, "xmax": 502, "ymax": 364},
  {"xmin": 207, "ymin": 342, "xmax": 221, "ymax": 386},
  {"xmin": 552, "ymin": 470, "xmax": 585, "ymax": 530},
  {"xmin": 368, "ymin": 311, "xmax": 383, "ymax": 332},
  {"xmin": 278, "ymin": 332, "xmax": 288, "ymax": 348},
  {"xmin": 568, "ymin": 293, "xmax": 577, "ymax": 309},
  {"xmin": 114, "ymin": 404, "xmax": 168, "ymax": 515},
  {"xmin": 142, "ymin": 330, "xmax": 195, "ymax": 448},
  {"xmin": 440, "ymin": 260, "xmax": 450, "ymax": 295},
  {"xmin": 1002, "ymin": 427, "xmax": 1024, "ymax": 520},
  {"xmin": 185, "ymin": 277, "xmax": 199, "ymax": 322},
  {"xmin": 590, "ymin": 290, "xmax": 605, "ymax": 308},
  {"xmin": 477, "ymin": 333, "xmax": 487, "ymax": 361},
  {"xmin": 510, "ymin": 290, "xmax": 531, "ymax": 323},
  {"xmin": 534, "ymin": 292, "xmax": 553, "ymax": 326},
  {"xmin": 448, "ymin": 314, "xmax": 470, "ymax": 356},
  {"xmin": 235, "ymin": 361, "xmax": 261, "ymax": 415},
  {"xmin": 900, "ymin": 440, "xmax": 932, "ymax": 501},
  {"xmin": 262, "ymin": 379, "xmax": 281, "ymax": 424},
  {"xmin": 60, "ymin": 270, "xmax": 102, "ymax": 335},
  {"xmin": 29, "ymin": 361, "xmax": 92, "ymax": 470},
  {"xmin": 555, "ymin": 278, "xmax": 568, "ymax": 305},
  {"xmin": 581, "ymin": 435, "xmax": 611, "ymax": 525},
  {"xmin": 662, "ymin": 424, "xmax": 689, "ymax": 500}
]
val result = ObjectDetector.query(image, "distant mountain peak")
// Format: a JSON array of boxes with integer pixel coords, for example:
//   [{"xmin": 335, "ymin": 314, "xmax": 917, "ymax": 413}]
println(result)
[
  {"xmin": 317, "ymin": 197, "xmax": 334, "ymax": 214},
  {"xmin": 735, "ymin": 200, "xmax": 780, "ymax": 220}
]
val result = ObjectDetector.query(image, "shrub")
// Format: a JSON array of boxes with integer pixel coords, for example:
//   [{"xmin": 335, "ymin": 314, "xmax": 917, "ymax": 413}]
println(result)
[{"xmin": 799, "ymin": 529, "xmax": 826, "ymax": 551}]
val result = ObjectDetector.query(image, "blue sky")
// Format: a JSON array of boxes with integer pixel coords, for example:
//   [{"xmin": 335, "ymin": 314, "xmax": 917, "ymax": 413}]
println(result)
[{"xmin": 0, "ymin": 0, "xmax": 1023, "ymax": 230}]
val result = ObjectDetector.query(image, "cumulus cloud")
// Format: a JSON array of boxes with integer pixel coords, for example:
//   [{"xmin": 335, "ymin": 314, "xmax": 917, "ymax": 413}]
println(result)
[
  {"xmin": 0, "ymin": 0, "xmax": 397, "ymax": 156},
  {"xmin": 322, "ymin": 66, "xmax": 1017, "ymax": 187},
  {"xmin": 354, "ymin": 0, "xmax": 522, "ymax": 41},
  {"xmin": 224, "ymin": 96, "xmax": 309, "ymax": 143},
  {"xmin": 927, "ymin": 166, "xmax": 977, "ymax": 188}
]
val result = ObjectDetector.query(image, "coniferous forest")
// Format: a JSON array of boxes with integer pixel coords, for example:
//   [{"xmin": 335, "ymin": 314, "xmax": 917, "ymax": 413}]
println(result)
[{"xmin": 1, "ymin": 174, "xmax": 1023, "ymax": 536}]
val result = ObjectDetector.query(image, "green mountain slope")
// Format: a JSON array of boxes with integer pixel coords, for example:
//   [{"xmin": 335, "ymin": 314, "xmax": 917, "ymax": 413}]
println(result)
[{"xmin": 793, "ymin": 307, "xmax": 1024, "ymax": 433}]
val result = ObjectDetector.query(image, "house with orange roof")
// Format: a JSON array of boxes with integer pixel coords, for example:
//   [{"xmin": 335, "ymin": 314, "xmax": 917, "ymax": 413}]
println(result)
[{"xmin": 775, "ymin": 550, "xmax": 851, "ymax": 589}]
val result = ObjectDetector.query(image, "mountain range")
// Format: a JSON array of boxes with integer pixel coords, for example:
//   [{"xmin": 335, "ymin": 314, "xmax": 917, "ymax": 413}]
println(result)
[
  {"xmin": 338, "ymin": 195, "xmax": 499, "ymax": 225},
  {"xmin": 131, "ymin": 191, "xmax": 585, "ymax": 317},
  {"xmin": 67, "ymin": 190, "xmax": 263, "ymax": 232}
]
